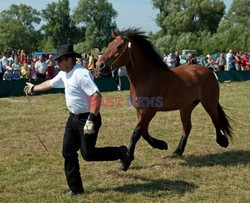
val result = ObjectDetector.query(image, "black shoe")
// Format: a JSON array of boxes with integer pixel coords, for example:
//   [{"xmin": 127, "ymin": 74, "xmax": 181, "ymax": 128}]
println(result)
[
  {"xmin": 68, "ymin": 190, "xmax": 84, "ymax": 196},
  {"xmin": 118, "ymin": 145, "xmax": 131, "ymax": 171}
]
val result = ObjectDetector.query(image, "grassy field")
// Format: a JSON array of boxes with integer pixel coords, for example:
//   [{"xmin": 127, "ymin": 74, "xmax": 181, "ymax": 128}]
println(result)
[{"xmin": 0, "ymin": 81, "xmax": 250, "ymax": 203}]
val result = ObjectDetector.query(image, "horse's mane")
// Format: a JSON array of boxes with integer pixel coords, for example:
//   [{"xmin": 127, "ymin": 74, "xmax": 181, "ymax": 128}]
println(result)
[{"xmin": 119, "ymin": 28, "xmax": 167, "ymax": 68}]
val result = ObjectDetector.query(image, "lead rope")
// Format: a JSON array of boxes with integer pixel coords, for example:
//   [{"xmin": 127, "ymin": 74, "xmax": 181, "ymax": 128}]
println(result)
[{"xmin": 26, "ymin": 92, "xmax": 48, "ymax": 151}]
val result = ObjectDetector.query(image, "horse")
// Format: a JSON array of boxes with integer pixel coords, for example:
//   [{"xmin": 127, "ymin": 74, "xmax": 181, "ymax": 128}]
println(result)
[{"xmin": 96, "ymin": 28, "xmax": 233, "ymax": 171}]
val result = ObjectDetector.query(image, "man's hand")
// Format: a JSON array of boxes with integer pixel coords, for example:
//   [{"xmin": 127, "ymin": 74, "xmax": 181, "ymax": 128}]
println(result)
[
  {"xmin": 24, "ymin": 82, "xmax": 35, "ymax": 96},
  {"xmin": 83, "ymin": 113, "xmax": 96, "ymax": 134}
]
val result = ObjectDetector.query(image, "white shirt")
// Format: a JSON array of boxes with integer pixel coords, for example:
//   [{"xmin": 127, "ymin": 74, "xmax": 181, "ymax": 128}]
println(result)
[
  {"xmin": 50, "ymin": 64, "xmax": 99, "ymax": 114},
  {"xmin": 226, "ymin": 53, "xmax": 232, "ymax": 63},
  {"xmin": 167, "ymin": 55, "xmax": 175, "ymax": 68},
  {"xmin": 35, "ymin": 61, "xmax": 48, "ymax": 74}
]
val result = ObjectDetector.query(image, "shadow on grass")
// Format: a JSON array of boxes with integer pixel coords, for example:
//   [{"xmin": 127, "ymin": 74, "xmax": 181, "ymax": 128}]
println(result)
[
  {"xmin": 182, "ymin": 150, "xmax": 250, "ymax": 167},
  {"xmin": 96, "ymin": 176, "xmax": 198, "ymax": 195}
]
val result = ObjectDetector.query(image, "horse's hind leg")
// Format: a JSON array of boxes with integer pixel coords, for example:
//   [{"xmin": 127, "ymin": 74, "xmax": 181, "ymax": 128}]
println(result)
[
  {"xmin": 201, "ymin": 102, "xmax": 229, "ymax": 148},
  {"xmin": 172, "ymin": 101, "xmax": 199, "ymax": 157}
]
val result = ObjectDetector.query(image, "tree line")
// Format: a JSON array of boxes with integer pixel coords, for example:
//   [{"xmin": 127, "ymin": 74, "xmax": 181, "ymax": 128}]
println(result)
[{"xmin": 0, "ymin": 0, "xmax": 249, "ymax": 56}]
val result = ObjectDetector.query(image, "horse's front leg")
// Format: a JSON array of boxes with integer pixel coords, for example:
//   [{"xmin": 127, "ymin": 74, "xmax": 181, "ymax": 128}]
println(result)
[
  {"xmin": 127, "ymin": 127, "xmax": 144, "ymax": 160},
  {"xmin": 142, "ymin": 131, "xmax": 168, "ymax": 150},
  {"xmin": 118, "ymin": 127, "xmax": 142, "ymax": 171},
  {"xmin": 120, "ymin": 109, "xmax": 166, "ymax": 171},
  {"xmin": 138, "ymin": 110, "xmax": 168, "ymax": 150}
]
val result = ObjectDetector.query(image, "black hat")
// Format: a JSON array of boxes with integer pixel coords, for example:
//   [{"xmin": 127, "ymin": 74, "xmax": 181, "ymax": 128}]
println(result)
[{"xmin": 52, "ymin": 44, "xmax": 81, "ymax": 61}]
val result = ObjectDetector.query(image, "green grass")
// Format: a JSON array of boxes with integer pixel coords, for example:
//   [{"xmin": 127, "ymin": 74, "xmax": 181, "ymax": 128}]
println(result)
[{"xmin": 0, "ymin": 81, "xmax": 250, "ymax": 202}]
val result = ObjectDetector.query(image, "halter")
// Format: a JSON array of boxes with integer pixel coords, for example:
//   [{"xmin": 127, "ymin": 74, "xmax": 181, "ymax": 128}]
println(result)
[{"xmin": 100, "ymin": 40, "xmax": 134, "ymax": 73}]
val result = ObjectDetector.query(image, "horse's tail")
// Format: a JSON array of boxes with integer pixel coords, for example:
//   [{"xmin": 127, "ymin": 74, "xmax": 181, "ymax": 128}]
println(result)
[{"xmin": 217, "ymin": 103, "xmax": 233, "ymax": 140}]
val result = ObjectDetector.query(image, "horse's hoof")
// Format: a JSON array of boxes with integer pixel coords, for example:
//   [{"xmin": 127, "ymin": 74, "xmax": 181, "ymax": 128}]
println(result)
[
  {"xmin": 156, "ymin": 141, "xmax": 168, "ymax": 150},
  {"xmin": 118, "ymin": 160, "xmax": 131, "ymax": 171},
  {"xmin": 171, "ymin": 151, "xmax": 183, "ymax": 158},
  {"xmin": 216, "ymin": 136, "xmax": 229, "ymax": 148},
  {"xmin": 118, "ymin": 155, "xmax": 133, "ymax": 171},
  {"xmin": 162, "ymin": 142, "xmax": 168, "ymax": 150}
]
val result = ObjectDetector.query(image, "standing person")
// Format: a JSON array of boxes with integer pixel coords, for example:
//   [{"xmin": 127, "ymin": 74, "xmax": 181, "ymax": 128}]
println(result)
[
  {"xmin": 87, "ymin": 52, "xmax": 95, "ymax": 73},
  {"xmin": 226, "ymin": 49, "xmax": 232, "ymax": 71},
  {"xmin": 46, "ymin": 60, "xmax": 55, "ymax": 79},
  {"xmin": 187, "ymin": 53, "xmax": 197, "ymax": 65},
  {"xmin": 174, "ymin": 51, "xmax": 180, "ymax": 67},
  {"xmin": 0, "ymin": 61, "xmax": 3, "ymax": 80},
  {"xmin": 24, "ymin": 45, "xmax": 130, "ymax": 196},
  {"xmin": 12, "ymin": 57, "xmax": 21, "ymax": 80},
  {"xmin": 235, "ymin": 52, "xmax": 241, "ymax": 71},
  {"xmin": 35, "ymin": 55, "xmax": 48, "ymax": 78},
  {"xmin": 163, "ymin": 52, "xmax": 167, "ymax": 64},
  {"xmin": 1, "ymin": 51, "xmax": 9, "ymax": 71},
  {"xmin": 228, "ymin": 52, "xmax": 236, "ymax": 71},
  {"xmin": 205, "ymin": 55, "xmax": 214, "ymax": 71},
  {"xmin": 216, "ymin": 53, "xmax": 226, "ymax": 71},
  {"xmin": 166, "ymin": 52, "xmax": 175, "ymax": 68},
  {"xmin": 241, "ymin": 52, "xmax": 249, "ymax": 70}
]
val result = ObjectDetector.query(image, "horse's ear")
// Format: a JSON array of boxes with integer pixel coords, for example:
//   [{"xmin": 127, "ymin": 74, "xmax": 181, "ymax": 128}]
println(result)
[{"xmin": 112, "ymin": 29, "xmax": 119, "ymax": 37}]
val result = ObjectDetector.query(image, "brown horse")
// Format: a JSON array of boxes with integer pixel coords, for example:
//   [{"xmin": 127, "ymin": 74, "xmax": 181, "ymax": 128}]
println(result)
[{"xmin": 96, "ymin": 28, "xmax": 233, "ymax": 171}]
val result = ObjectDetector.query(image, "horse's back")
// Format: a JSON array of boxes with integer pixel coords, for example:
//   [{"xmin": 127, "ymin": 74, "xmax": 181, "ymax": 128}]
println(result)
[
  {"xmin": 170, "ymin": 64, "xmax": 218, "ymax": 88},
  {"xmin": 153, "ymin": 64, "xmax": 219, "ymax": 110},
  {"xmin": 173, "ymin": 64, "xmax": 215, "ymax": 80},
  {"xmin": 173, "ymin": 64, "xmax": 219, "ymax": 103}
]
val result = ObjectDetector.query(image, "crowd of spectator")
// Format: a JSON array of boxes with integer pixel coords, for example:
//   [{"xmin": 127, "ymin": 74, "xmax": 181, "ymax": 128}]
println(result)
[
  {"xmin": 0, "ymin": 49, "xmax": 102, "ymax": 82},
  {"xmin": 1, "ymin": 49, "xmax": 249, "ymax": 82},
  {"xmin": 163, "ymin": 50, "xmax": 250, "ymax": 71},
  {"xmin": 0, "ymin": 49, "xmax": 61, "ymax": 82}
]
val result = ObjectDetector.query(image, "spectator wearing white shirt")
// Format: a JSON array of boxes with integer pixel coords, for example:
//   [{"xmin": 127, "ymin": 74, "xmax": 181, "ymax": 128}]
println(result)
[
  {"xmin": 35, "ymin": 55, "xmax": 48, "ymax": 78},
  {"xmin": 226, "ymin": 50, "xmax": 232, "ymax": 71}
]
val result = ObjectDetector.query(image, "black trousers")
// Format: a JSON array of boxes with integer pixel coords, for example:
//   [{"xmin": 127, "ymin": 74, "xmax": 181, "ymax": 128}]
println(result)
[{"xmin": 62, "ymin": 113, "xmax": 122, "ymax": 192}]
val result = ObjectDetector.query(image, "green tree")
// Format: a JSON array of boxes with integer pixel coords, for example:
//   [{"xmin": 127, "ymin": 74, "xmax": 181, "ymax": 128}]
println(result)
[
  {"xmin": 73, "ymin": 0, "xmax": 117, "ymax": 50},
  {"xmin": 218, "ymin": 0, "xmax": 250, "ymax": 32},
  {"xmin": 0, "ymin": 4, "xmax": 40, "ymax": 31},
  {"xmin": 216, "ymin": 0, "xmax": 250, "ymax": 52},
  {"xmin": 39, "ymin": 38, "xmax": 57, "ymax": 52},
  {"xmin": 152, "ymin": 0, "xmax": 225, "ymax": 35},
  {"xmin": 41, "ymin": 0, "xmax": 80, "ymax": 48},
  {"xmin": 0, "ymin": 4, "xmax": 41, "ymax": 53}
]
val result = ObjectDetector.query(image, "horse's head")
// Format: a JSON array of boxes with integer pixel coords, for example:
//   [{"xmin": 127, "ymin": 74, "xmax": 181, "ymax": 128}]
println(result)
[{"xmin": 96, "ymin": 30, "xmax": 131, "ymax": 76}]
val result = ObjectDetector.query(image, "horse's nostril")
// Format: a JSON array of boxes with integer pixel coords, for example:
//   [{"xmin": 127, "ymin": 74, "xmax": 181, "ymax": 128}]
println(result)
[{"xmin": 100, "ymin": 62, "xmax": 105, "ymax": 70}]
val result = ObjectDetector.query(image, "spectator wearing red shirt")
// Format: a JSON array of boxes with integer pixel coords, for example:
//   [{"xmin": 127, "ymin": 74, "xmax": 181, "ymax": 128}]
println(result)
[
  {"xmin": 241, "ymin": 52, "xmax": 249, "ymax": 70},
  {"xmin": 47, "ymin": 60, "xmax": 55, "ymax": 79}
]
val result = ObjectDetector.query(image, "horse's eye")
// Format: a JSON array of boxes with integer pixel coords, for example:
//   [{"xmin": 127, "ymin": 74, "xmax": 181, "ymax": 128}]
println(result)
[{"xmin": 117, "ymin": 45, "xmax": 122, "ymax": 50}]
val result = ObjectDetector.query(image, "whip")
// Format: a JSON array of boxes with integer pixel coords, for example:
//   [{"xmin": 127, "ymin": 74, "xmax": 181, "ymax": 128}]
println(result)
[{"xmin": 25, "ymin": 92, "xmax": 48, "ymax": 152}]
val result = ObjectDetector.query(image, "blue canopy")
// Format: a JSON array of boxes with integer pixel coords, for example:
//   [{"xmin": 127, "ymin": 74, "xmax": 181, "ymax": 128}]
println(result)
[{"xmin": 33, "ymin": 52, "xmax": 57, "ymax": 56}]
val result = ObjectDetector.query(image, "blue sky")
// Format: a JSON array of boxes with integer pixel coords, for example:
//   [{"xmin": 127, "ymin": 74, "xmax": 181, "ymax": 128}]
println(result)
[{"xmin": 0, "ymin": 0, "xmax": 233, "ymax": 32}]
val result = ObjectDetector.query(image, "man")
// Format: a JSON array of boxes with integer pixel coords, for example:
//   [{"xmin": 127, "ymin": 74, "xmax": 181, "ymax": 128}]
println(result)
[
  {"xmin": 166, "ymin": 52, "xmax": 175, "ymax": 68},
  {"xmin": 35, "ymin": 55, "xmax": 48, "ymax": 78},
  {"xmin": 174, "ymin": 51, "xmax": 180, "ymax": 67},
  {"xmin": 0, "ymin": 61, "xmax": 3, "ymax": 80},
  {"xmin": 226, "ymin": 49, "xmax": 232, "ymax": 71},
  {"xmin": 24, "ymin": 44, "xmax": 130, "ymax": 196},
  {"xmin": 216, "ymin": 53, "xmax": 226, "ymax": 71},
  {"xmin": 1, "ymin": 51, "xmax": 9, "ymax": 71},
  {"xmin": 87, "ymin": 52, "xmax": 95, "ymax": 72}
]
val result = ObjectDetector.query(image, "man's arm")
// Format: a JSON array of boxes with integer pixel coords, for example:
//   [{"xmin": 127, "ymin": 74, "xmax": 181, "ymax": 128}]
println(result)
[
  {"xmin": 83, "ymin": 91, "xmax": 102, "ymax": 135},
  {"xmin": 89, "ymin": 91, "xmax": 102, "ymax": 116},
  {"xmin": 33, "ymin": 80, "xmax": 52, "ymax": 92},
  {"xmin": 24, "ymin": 80, "xmax": 52, "ymax": 95}
]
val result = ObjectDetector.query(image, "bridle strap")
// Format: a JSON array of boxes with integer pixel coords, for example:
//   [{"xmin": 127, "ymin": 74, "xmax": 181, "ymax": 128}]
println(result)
[{"xmin": 110, "ymin": 41, "xmax": 134, "ymax": 71}]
